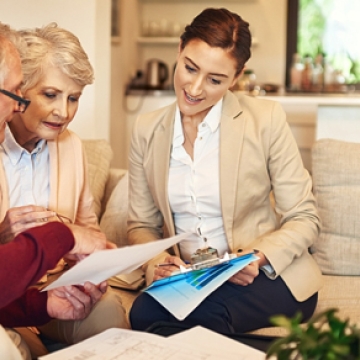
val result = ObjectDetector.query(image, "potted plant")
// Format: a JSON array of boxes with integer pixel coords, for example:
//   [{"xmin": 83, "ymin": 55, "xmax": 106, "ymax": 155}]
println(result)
[{"xmin": 266, "ymin": 308, "xmax": 360, "ymax": 359}]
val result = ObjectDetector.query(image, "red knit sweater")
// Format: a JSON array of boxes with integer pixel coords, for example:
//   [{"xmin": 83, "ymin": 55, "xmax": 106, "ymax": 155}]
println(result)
[{"xmin": 0, "ymin": 222, "xmax": 74, "ymax": 327}]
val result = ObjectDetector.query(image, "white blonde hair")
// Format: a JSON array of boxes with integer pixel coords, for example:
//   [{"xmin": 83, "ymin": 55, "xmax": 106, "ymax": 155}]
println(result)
[
  {"xmin": 19, "ymin": 22, "xmax": 94, "ymax": 92},
  {"xmin": 0, "ymin": 22, "xmax": 25, "ymax": 87}
]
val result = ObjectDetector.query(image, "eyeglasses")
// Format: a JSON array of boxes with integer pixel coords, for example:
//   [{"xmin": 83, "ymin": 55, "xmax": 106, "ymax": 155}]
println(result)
[
  {"xmin": 0, "ymin": 88, "xmax": 31, "ymax": 113},
  {"xmin": 54, "ymin": 212, "xmax": 73, "ymax": 224}
]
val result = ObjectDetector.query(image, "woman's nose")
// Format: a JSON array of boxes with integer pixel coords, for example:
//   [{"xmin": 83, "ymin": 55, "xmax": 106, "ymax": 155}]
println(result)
[
  {"xmin": 53, "ymin": 100, "xmax": 69, "ymax": 119},
  {"xmin": 188, "ymin": 76, "xmax": 203, "ymax": 97}
]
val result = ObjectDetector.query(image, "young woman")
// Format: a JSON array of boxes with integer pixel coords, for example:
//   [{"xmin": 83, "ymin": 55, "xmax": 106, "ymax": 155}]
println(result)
[
  {"xmin": 128, "ymin": 8, "xmax": 322, "ymax": 333},
  {"xmin": 0, "ymin": 23, "xmax": 128, "ymax": 356}
]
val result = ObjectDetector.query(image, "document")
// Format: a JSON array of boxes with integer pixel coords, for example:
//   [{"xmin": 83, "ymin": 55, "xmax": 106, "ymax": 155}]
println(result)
[
  {"xmin": 144, "ymin": 253, "xmax": 258, "ymax": 320},
  {"xmin": 169, "ymin": 326, "xmax": 266, "ymax": 359},
  {"xmin": 39, "ymin": 327, "xmax": 266, "ymax": 360},
  {"xmin": 43, "ymin": 233, "xmax": 190, "ymax": 291}
]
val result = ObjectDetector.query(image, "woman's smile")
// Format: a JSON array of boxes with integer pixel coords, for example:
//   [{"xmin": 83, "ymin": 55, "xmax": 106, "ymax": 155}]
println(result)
[{"xmin": 184, "ymin": 91, "xmax": 203, "ymax": 103}]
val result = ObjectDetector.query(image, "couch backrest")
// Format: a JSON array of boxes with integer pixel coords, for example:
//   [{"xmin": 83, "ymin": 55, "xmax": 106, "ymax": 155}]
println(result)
[
  {"xmin": 312, "ymin": 139, "xmax": 360, "ymax": 275},
  {"xmin": 82, "ymin": 139, "xmax": 113, "ymax": 219}
]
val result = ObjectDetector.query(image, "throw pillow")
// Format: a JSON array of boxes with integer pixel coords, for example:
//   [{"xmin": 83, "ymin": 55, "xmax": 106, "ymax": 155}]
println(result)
[
  {"xmin": 312, "ymin": 139, "xmax": 360, "ymax": 275},
  {"xmin": 82, "ymin": 139, "xmax": 113, "ymax": 219}
]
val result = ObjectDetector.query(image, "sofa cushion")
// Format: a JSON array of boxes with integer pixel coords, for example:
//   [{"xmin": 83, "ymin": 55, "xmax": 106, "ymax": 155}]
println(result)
[
  {"xmin": 100, "ymin": 172, "xmax": 128, "ymax": 247},
  {"xmin": 82, "ymin": 139, "xmax": 113, "ymax": 219},
  {"xmin": 312, "ymin": 139, "xmax": 360, "ymax": 275}
]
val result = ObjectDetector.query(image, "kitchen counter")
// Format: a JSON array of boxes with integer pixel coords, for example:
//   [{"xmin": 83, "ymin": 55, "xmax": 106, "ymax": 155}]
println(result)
[
  {"xmin": 126, "ymin": 88, "xmax": 360, "ymax": 104},
  {"xmin": 259, "ymin": 92, "xmax": 360, "ymax": 105}
]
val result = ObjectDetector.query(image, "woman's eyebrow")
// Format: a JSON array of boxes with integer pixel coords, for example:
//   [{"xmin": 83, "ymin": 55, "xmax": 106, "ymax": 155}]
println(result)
[{"xmin": 185, "ymin": 56, "xmax": 229, "ymax": 78}]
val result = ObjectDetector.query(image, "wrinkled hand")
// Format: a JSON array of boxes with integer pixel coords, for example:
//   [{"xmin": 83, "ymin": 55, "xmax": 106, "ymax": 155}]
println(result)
[
  {"xmin": 65, "ymin": 240, "xmax": 117, "ymax": 265},
  {"xmin": 47, "ymin": 281, "xmax": 107, "ymax": 320},
  {"xmin": 228, "ymin": 261, "xmax": 260, "ymax": 286},
  {"xmin": 66, "ymin": 224, "xmax": 107, "ymax": 256},
  {"xmin": 153, "ymin": 255, "xmax": 188, "ymax": 281},
  {"xmin": 0, "ymin": 206, "xmax": 56, "ymax": 244}
]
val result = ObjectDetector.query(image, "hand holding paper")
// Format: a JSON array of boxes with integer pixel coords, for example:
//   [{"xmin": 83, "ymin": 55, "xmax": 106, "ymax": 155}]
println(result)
[{"xmin": 43, "ymin": 233, "xmax": 191, "ymax": 291}]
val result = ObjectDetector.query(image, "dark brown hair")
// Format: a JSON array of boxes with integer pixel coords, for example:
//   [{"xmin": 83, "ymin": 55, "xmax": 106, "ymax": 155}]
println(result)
[{"xmin": 180, "ymin": 8, "xmax": 251, "ymax": 76}]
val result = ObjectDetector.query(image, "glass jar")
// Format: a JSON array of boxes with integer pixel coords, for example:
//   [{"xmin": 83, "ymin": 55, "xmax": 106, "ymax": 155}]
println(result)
[{"xmin": 238, "ymin": 69, "xmax": 256, "ymax": 93}]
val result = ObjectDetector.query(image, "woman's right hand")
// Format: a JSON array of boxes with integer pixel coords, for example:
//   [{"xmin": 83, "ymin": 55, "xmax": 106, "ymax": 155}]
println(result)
[
  {"xmin": 153, "ymin": 255, "xmax": 188, "ymax": 281},
  {"xmin": 0, "ymin": 205, "xmax": 56, "ymax": 244}
]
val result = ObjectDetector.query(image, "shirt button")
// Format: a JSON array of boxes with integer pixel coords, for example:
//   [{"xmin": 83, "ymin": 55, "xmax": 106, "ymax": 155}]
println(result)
[{"xmin": 202, "ymin": 123, "xmax": 206, "ymax": 127}]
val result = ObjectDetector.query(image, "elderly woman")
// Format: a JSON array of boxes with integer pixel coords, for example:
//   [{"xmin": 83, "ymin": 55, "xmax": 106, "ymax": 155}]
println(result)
[{"xmin": 0, "ymin": 23, "xmax": 127, "ymax": 357}]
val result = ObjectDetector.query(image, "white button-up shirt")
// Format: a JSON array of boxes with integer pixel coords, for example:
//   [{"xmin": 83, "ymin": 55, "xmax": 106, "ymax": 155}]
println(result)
[
  {"xmin": 0, "ymin": 125, "xmax": 50, "ymax": 208},
  {"xmin": 168, "ymin": 99, "xmax": 230, "ymax": 262}
]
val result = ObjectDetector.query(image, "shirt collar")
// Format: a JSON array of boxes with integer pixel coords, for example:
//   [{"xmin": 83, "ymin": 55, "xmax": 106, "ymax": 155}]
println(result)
[
  {"xmin": 173, "ymin": 97, "xmax": 223, "ymax": 147},
  {"xmin": 1, "ymin": 124, "xmax": 46, "ymax": 165}
]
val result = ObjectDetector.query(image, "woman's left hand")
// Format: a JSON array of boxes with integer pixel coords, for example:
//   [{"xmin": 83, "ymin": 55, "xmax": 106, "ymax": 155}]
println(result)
[{"xmin": 228, "ymin": 261, "xmax": 260, "ymax": 286}]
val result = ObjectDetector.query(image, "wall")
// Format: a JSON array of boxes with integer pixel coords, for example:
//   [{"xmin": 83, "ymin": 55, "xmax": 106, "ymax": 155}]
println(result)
[
  {"xmin": 0, "ymin": 0, "xmax": 288, "ymax": 169},
  {"xmin": 136, "ymin": 0, "xmax": 287, "ymax": 86},
  {"xmin": 112, "ymin": 0, "xmax": 288, "ymax": 167},
  {"xmin": 0, "ymin": 0, "xmax": 111, "ymax": 142}
]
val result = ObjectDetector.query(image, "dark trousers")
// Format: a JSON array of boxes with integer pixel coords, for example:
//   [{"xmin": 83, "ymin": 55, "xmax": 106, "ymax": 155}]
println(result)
[{"xmin": 130, "ymin": 271, "xmax": 318, "ymax": 333}]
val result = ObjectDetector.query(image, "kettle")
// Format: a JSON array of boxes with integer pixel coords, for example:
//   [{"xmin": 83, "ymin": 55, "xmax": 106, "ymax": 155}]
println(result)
[{"xmin": 146, "ymin": 59, "xmax": 169, "ymax": 89}]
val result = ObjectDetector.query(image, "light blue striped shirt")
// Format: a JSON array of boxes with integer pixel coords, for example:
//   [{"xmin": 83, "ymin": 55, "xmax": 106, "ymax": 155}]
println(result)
[{"xmin": 0, "ymin": 125, "xmax": 50, "ymax": 208}]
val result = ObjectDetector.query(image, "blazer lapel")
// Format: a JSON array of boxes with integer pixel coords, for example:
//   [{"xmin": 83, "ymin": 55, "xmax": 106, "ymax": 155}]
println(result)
[
  {"xmin": 220, "ymin": 91, "xmax": 246, "ymax": 249},
  {"xmin": 153, "ymin": 103, "xmax": 177, "ymax": 236}
]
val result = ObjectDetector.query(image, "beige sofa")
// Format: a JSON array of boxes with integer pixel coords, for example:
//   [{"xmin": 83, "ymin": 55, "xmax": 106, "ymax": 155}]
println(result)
[{"xmin": 83, "ymin": 138, "xmax": 360, "ymax": 334}]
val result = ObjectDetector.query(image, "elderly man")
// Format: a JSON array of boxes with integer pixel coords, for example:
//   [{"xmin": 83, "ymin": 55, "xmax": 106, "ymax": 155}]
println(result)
[{"xmin": 0, "ymin": 27, "xmax": 110, "ymax": 360}]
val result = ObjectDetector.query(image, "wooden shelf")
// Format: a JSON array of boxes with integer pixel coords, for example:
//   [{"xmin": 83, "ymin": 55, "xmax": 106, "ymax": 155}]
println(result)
[{"xmin": 137, "ymin": 36, "xmax": 180, "ymax": 45}]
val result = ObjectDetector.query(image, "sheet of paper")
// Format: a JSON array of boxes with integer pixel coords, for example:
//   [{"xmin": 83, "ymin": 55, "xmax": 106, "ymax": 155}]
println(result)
[
  {"xmin": 169, "ymin": 326, "xmax": 266, "ymax": 359},
  {"xmin": 144, "ymin": 254, "xmax": 258, "ymax": 320},
  {"xmin": 43, "ymin": 233, "xmax": 190, "ymax": 291},
  {"xmin": 39, "ymin": 327, "xmax": 254, "ymax": 360}
]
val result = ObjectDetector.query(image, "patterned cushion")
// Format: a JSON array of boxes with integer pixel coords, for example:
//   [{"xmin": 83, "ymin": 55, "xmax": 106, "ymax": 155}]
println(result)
[
  {"xmin": 312, "ymin": 139, "xmax": 360, "ymax": 275},
  {"xmin": 82, "ymin": 139, "xmax": 113, "ymax": 218}
]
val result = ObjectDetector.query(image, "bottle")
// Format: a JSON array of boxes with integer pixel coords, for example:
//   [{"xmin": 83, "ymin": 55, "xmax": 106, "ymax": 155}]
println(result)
[
  {"xmin": 238, "ymin": 69, "xmax": 256, "ymax": 94},
  {"xmin": 289, "ymin": 53, "xmax": 304, "ymax": 91},
  {"xmin": 323, "ymin": 55, "xmax": 334, "ymax": 92},
  {"xmin": 301, "ymin": 55, "xmax": 313, "ymax": 91},
  {"xmin": 312, "ymin": 53, "xmax": 324, "ymax": 92}
]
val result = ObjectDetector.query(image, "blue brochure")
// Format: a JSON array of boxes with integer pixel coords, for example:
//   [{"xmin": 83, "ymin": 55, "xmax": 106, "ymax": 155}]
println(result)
[{"xmin": 144, "ymin": 252, "xmax": 259, "ymax": 320}]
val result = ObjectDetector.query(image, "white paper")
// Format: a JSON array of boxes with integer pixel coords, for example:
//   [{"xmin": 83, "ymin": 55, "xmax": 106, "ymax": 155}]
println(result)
[
  {"xmin": 43, "ymin": 233, "xmax": 190, "ymax": 291},
  {"xmin": 169, "ymin": 326, "xmax": 266, "ymax": 359},
  {"xmin": 144, "ymin": 253, "xmax": 258, "ymax": 320},
  {"xmin": 39, "ymin": 327, "xmax": 265, "ymax": 360}
]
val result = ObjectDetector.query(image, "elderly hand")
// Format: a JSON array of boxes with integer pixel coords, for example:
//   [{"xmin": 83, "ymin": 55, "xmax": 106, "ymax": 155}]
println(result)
[
  {"xmin": 46, "ymin": 281, "xmax": 107, "ymax": 320},
  {"xmin": 66, "ymin": 224, "xmax": 108, "ymax": 256},
  {"xmin": 0, "ymin": 205, "xmax": 56, "ymax": 244}
]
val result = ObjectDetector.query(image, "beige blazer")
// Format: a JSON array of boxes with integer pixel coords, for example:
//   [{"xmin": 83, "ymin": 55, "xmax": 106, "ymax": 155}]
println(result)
[
  {"xmin": 128, "ymin": 91, "xmax": 323, "ymax": 301},
  {"xmin": 0, "ymin": 129, "xmax": 99, "ymax": 230}
]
